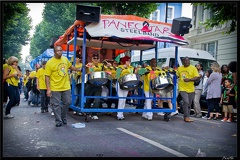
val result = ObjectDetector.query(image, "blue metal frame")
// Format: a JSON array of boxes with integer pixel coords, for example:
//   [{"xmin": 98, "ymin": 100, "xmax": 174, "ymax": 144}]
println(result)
[{"xmin": 69, "ymin": 23, "xmax": 179, "ymax": 113}]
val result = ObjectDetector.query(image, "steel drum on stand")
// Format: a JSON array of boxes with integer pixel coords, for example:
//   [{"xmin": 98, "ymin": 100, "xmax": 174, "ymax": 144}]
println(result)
[
  {"xmin": 118, "ymin": 74, "xmax": 142, "ymax": 91},
  {"xmin": 151, "ymin": 71, "xmax": 174, "ymax": 96},
  {"xmin": 88, "ymin": 71, "xmax": 111, "ymax": 86}
]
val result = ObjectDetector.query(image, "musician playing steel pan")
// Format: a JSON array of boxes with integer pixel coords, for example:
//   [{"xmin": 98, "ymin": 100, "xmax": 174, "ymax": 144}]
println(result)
[
  {"xmin": 84, "ymin": 53, "xmax": 104, "ymax": 120},
  {"xmin": 72, "ymin": 54, "xmax": 86, "ymax": 116},
  {"xmin": 116, "ymin": 56, "xmax": 138, "ymax": 120},
  {"xmin": 141, "ymin": 58, "xmax": 162, "ymax": 120},
  {"xmin": 101, "ymin": 59, "xmax": 118, "ymax": 111},
  {"xmin": 157, "ymin": 64, "xmax": 179, "ymax": 117}
]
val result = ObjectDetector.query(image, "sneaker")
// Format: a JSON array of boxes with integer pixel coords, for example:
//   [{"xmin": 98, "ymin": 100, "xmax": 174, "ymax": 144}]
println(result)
[
  {"xmin": 4, "ymin": 114, "xmax": 14, "ymax": 118},
  {"xmin": 227, "ymin": 118, "xmax": 232, "ymax": 122},
  {"xmin": 221, "ymin": 118, "xmax": 227, "ymax": 122},
  {"xmin": 92, "ymin": 115, "xmax": 99, "ymax": 120},
  {"xmin": 191, "ymin": 114, "xmax": 197, "ymax": 117},
  {"xmin": 202, "ymin": 115, "xmax": 209, "ymax": 119},
  {"xmin": 73, "ymin": 111, "xmax": 77, "ymax": 115},
  {"xmin": 196, "ymin": 114, "xmax": 202, "ymax": 118},
  {"xmin": 28, "ymin": 101, "xmax": 31, "ymax": 105},
  {"xmin": 157, "ymin": 112, "xmax": 165, "ymax": 116},
  {"xmin": 170, "ymin": 111, "xmax": 179, "ymax": 117},
  {"xmin": 117, "ymin": 117, "xmax": 125, "ymax": 120},
  {"xmin": 142, "ymin": 115, "xmax": 152, "ymax": 121},
  {"xmin": 45, "ymin": 109, "xmax": 49, "ymax": 112},
  {"xmin": 78, "ymin": 112, "xmax": 83, "ymax": 116},
  {"xmin": 51, "ymin": 111, "xmax": 54, "ymax": 116},
  {"xmin": 62, "ymin": 118, "xmax": 67, "ymax": 124},
  {"xmin": 56, "ymin": 122, "xmax": 62, "ymax": 127}
]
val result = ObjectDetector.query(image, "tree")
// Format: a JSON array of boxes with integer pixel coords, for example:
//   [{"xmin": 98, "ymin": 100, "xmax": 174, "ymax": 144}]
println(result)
[
  {"xmin": 2, "ymin": 3, "xmax": 32, "ymax": 60},
  {"xmin": 192, "ymin": 3, "xmax": 237, "ymax": 34},
  {"xmin": 29, "ymin": 3, "xmax": 159, "ymax": 59},
  {"xmin": 94, "ymin": 3, "xmax": 158, "ymax": 18}
]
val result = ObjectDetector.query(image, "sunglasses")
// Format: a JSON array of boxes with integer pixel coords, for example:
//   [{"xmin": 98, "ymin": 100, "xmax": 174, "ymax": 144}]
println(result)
[{"xmin": 93, "ymin": 57, "xmax": 99, "ymax": 60}]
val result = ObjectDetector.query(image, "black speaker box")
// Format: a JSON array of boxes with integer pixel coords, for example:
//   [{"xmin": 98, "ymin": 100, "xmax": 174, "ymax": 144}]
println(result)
[
  {"xmin": 76, "ymin": 5, "xmax": 101, "ymax": 22},
  {"xmin": 50, "ymin": 37, "xmax": 58, "ymax": 48},
  {"xmin": 171, "ymin": 17, "xmax": 192, "ymax": 36}
]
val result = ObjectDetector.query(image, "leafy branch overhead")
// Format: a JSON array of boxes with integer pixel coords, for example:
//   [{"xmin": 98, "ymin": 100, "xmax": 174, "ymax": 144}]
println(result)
[{"xmin": 192, "ymin": 3, "xmax": 237, "ymax": 34}]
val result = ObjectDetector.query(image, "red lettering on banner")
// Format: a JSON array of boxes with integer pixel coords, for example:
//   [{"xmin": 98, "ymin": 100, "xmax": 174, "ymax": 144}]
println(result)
[{"xmin": 102, "ymin": 19, "xmax": 170, "ymax": 35}]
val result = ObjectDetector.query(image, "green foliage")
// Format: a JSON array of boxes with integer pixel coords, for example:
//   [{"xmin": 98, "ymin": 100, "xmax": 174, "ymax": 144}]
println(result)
[
  {"xmin": 192, "ymin": 3, "xmax": 237, "ymax": 34},
  {"xmin": 3, "ymin": 3, "xmax": 32, "ymax": 61},
  {"xmin": 94, "ymin": 2, "xmax": 158, "ymax": 18},
  {"xmin": 29, "ymin": 2, "xmax": 158, "ymax": 60}
]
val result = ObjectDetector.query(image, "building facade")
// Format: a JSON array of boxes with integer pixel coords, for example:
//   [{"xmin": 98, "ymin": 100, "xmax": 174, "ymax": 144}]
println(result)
[
  {"xmin": 187, "ymin": 5, "xmax": 237, "ymax": 66},
  {"xmin": 149, "ymin": 3, "xmax": 184, "ymax": 49}
]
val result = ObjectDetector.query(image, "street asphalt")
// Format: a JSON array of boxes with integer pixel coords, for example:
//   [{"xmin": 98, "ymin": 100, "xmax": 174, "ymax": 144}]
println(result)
[{"xmin": 1, "ymin": 93, "xmax": 238, "ymax": 158}]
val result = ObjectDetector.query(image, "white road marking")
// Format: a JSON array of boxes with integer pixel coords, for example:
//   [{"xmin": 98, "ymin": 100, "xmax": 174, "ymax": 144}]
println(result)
[{"xmin": 117, "ymin": 128, "xmax": 188, "ymax": 157}]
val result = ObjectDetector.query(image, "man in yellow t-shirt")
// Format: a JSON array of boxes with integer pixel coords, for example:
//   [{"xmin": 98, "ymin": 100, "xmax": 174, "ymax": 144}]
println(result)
[
  {"xmin": 45, "ymin": 46, "xmax": 82, "ymax": 127},
  {"xmin": 36, "ymin": 61, "xmax": 50, "ymax": 113},
  {"xmin": 28, "ymin": 64, "xmax": 41, "ymax": 106},
  {"xmin": 23, "ymin": 70, "xmax": 30, "ymax": 101},
  {"xmin": 176, "ymin": 57, "xmax": 200, "ymax": 122},
  {"xmin": 142, "ymin": 58, "xmax": 162, "ymax": 121}
]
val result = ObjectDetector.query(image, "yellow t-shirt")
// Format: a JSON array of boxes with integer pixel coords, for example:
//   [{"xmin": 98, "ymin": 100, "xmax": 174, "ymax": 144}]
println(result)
[
  {"xmin": 36, "ymin": 68, "xmax": 46, "ymax": 90},
  {"xmin": 5, "ymin": 65, "xmax": 19, "ymax": 87},
  {"xmin": 29, "ymin": 71, "xmax": 36, "ymax": 79},
  {"xmin": 44, "ymin": 56, "xmax": 72, "ymax": 91},
  {"xmin": 86, "ymin": 63, "xmax": 104, "ymax": 73},
  {"xmin": 176, "ymin": 65, "xmax": 199, "ymax": 93},
  {"xmin": 23, "ymin": 74, "xmax": 29, "ymax": 86},
  {"xmin": 3, "ymin": 64, "xmax": 8, "ymax": 71},
  {"xmin": 74, "ymin": 63, "xmax": 82, "ymax": 77},
  {"xmin": 118, "ymin": 65, "xmax": 134, "ymax": 78},
  {"xmin": 143, "ymin": 66, "xmax": 162, "ymax": 92}
]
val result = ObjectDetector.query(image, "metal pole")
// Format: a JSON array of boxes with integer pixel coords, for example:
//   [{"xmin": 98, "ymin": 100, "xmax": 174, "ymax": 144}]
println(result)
[
  {"xmin": 71, "ymin": 26, "xmax": 78, "ymax": 109},
  {"xmin": 164, "ymin": 3, "xmax": 168, "ymax": 48},
  {"xmin": 80, "ymin": 24, "xmax": 87, "ymax": 111}
]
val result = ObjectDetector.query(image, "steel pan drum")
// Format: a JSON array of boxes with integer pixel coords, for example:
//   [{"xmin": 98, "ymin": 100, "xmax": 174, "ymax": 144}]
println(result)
[
  {"xmin": 118, "ymin": 74, "xmax": 143, "ymax": 91},
  {"xmin": 151, "ymin": 72, "xmax": 173, "ymax": 95},
  {"xmin": 76, "ymin": 74, "xmax": 88, "ymax": 84},
  {"xmin": 88, "ymin": 71, "xmax": 110, "ymax": 86}
]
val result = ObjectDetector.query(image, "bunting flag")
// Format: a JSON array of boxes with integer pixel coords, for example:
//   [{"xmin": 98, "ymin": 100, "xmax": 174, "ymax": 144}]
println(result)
[{"xmin": 115, "ymin": 55, "xmax": 121, "ymax": 63}]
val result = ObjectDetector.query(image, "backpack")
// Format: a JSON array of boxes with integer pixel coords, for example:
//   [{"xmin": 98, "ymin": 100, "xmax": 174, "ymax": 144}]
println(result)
[
  {"xmin": 26, "ymin": 79, "xmax": 32, "ymax": 92},
  {"xmin": 32, "ymin": 77, "xmax": 40, "ymax": 94},
  {"xmin": 194, "ymin": 72, "xmax": 205, "ymax": 86}
]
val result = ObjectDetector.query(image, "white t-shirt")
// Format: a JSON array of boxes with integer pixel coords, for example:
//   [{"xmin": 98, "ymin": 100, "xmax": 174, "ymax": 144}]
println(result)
[{"xmin": 195, "ymin": 70, "xmax": 204, "ymax": 90}]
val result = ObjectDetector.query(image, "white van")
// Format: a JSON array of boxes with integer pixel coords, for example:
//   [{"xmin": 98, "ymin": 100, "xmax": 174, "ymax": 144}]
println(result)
[{"xmin": 131, "ymin": 47, "xmax": 217, "ymax": 71}]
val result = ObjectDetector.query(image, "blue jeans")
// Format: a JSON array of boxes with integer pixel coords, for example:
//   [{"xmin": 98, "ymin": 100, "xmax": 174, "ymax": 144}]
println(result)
[
  {"xmin": 5, "ymin": 83, "xmax": 20, "ymax": 115},
  {"xmin": 23, "ymin": 86, "xmax": 29, "ymax": 100}
]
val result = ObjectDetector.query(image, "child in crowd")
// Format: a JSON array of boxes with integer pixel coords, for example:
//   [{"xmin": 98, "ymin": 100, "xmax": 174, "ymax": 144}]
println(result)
[{"xmin": 220, "ymin": 78, "xmax": 235, "ymax": 122}]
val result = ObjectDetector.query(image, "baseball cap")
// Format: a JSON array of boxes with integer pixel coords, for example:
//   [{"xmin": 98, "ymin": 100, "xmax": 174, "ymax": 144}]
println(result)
[{"xmin": 92, "ymin": 53, "xmax": 99, "ymax": 58}]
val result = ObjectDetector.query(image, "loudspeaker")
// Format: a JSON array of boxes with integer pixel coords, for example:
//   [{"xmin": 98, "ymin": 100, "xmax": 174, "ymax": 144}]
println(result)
[
  {"xmin": 50, "ymin": 37, "xmax": 58, "ymax": 48},
  {"xmin": 76, "ymin": 5, "xmax": 101, "ymax": 22},
  {"xmin": 171, "ymin": 17, "xmax": 192, "ymax": 36}
]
